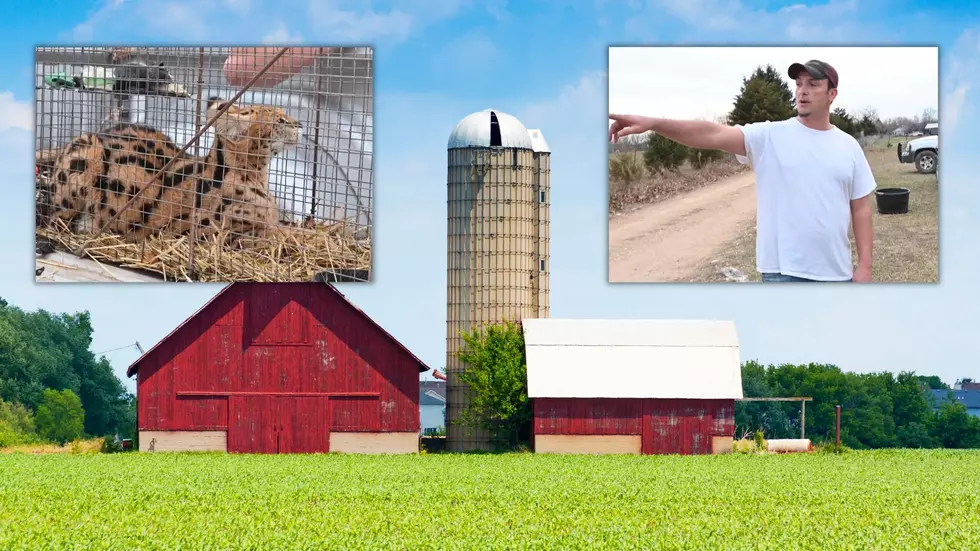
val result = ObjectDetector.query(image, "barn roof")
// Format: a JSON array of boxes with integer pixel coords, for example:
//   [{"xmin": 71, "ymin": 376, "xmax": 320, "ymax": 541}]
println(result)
[
  {"xmin": 126, "ymin": 283, "xmax": 431, "ymax": 377},
  {"xmin": 522, "ymin": 318, "xmax": 742, "ymax": 400}
]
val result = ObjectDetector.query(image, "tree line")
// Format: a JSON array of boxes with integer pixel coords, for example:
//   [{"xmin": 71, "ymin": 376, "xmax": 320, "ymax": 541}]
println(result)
[
  {"xmin": 610, "ymin": 63, "xmax": 937, "ymax": 184},
  {"xmin": 453, "ymin": 322, "xmax": 979, "ymax": 451},
  {"xmin": 0, "ymin": 298, "xmax": 135, "ymax": 448}
]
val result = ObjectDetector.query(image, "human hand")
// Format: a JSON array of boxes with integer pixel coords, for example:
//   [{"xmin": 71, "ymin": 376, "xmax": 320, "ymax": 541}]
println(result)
[
  {"xmin": 853, "ymin": 265, "xmax": 872, "ymax": 283},
  {"xmin": 609, "ymin": 114, "xmax": 654, "ymax": 143},
  {"xmin": 109, "ymin": 47, "xmax": 136, "ymax": 63}
]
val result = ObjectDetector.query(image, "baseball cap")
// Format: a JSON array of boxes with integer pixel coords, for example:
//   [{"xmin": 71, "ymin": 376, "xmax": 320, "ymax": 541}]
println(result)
[{"xmin": 788, "ymin": 60, "xmax": 839, "ymax": 89}]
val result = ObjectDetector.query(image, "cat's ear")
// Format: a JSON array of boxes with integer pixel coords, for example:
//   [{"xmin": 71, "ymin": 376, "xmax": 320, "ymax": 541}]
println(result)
[{"xmin": 208, "ymin": 101, "xmax": 249, "ymax": 138}]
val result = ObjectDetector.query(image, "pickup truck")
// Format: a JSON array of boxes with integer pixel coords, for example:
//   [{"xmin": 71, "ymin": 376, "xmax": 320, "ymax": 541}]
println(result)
[{"xmin": 897, "ymin": 122, "xmax": 938, "ymax": 174}]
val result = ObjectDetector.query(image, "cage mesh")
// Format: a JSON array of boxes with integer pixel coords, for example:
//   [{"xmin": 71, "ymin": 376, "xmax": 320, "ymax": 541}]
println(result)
[{"xmin": 34, "ymin": 46, "xmax": 373, "ymax": 283}]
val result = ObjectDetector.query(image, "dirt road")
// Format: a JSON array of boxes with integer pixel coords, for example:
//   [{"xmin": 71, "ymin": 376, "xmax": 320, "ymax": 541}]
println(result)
[{"xmin": 608, "ymin": 171, "xmax": 757, "ymax": 283}]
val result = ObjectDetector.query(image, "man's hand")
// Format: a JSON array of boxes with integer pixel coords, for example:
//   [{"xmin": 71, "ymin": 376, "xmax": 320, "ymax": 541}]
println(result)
[
  {"xmin": 609, "ymin": 114, "xmax": 655, "ymax": 143},
  {"xmin": 853, "ymin": 264, "xmax": 872, "ymax": 283},
  {"xmin": 109, "ymin": 47, "xmax": 136, "ymax": 64}
]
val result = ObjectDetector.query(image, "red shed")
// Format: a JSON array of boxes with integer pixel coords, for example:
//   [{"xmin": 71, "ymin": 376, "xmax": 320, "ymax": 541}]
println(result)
[
  {"xmin": 522, "ymin": 318, "xmax": 742, "ymax": 455},
  {"xmin": 126, "ymin": 282, "xmax": 430, "ymax": 454}
]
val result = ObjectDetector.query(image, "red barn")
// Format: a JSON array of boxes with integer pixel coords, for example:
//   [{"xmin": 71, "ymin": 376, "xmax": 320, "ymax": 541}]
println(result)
[
  {"xmin": 522, "ymin": 319, "xmax": 742, "ymax": 455},
  {"xmin": 126, "ymin": 282, "xmax": 430, "ymax": 454}
]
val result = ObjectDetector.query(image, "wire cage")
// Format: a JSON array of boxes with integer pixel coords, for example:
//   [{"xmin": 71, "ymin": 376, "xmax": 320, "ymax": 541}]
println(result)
[{"xmin": 34, "ymin": 46, "xmax": 373, "ymax": 283}]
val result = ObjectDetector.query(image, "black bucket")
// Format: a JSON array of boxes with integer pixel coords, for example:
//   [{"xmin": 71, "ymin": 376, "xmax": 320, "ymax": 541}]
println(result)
[{"xmin": 875, "ymin": 187, "xmax": 910, "ymax": 214}]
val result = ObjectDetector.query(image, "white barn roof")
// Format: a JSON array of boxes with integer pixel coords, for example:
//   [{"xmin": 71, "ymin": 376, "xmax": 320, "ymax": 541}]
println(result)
[
  {"xmin": 448, "ymin": 109, "xmax": 533, "ymax": 150},
  {"xmin": 522, "ymin": 318, "xmax": 743, "ymax": 400}
]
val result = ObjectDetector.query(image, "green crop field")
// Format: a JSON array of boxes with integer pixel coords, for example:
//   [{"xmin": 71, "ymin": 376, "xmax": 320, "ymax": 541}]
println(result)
[{"xmin": 2, "ymin": 450, "xmax": 979, "ymax": 550}]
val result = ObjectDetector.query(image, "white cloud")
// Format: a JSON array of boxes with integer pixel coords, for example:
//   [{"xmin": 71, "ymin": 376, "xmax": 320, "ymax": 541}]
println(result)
[
  {"xmin": 262, "ymin": 22, "xmax": 304, "ymax": 44},
  {"xmin": 608, "ymin": 46, "xmax": 939, "ymax": 122},
  {"xmin": 942, "ymin": 28, "xmax": 980, "ymax": 137},
  {"xmin": 0, "ymin": 92, "xmax": 31, "ymax": 132},
  {"xmin": 519, "ymin": 72, "xmax": 607, "ymax": 136},
  {"xmin": 433, "ymin": 33, "xmax": 500, "ymax": 76},
  {"xmin": 224, "ymin": 0, "xmax": 251, "ymax": 12},
  {"xmin": 63, "ymin": 0, "xmax": 474, "ymax": 45},
  {"xmin": 307, "ymin": 2, "xmax": 414, "ymax": 42},
  {"xmin": 625, "ymin": 0, "xmax": 862, "ymax": 41},
  {"xmin": 65, "ymin": 0, "xmax": 221, "ymax": 42},
  {"xmin": 305, "ymin": 0, "xmax": 485, "ymax": 44},
  {"xmin": 485, "ymin": 0, "xmax": 509, "ymax": 21}
]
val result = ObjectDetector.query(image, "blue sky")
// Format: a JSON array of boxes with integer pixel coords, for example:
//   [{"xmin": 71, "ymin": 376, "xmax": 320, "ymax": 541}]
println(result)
[{"xmin": 2, "ymin": 0, "xmax": 980, "ymax": 395}]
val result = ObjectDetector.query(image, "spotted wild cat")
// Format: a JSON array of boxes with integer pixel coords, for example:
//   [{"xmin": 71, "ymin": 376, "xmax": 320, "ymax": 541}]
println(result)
[{"xmin": 42, "ymin": 97, "xmax": 303, "ymax": 244}]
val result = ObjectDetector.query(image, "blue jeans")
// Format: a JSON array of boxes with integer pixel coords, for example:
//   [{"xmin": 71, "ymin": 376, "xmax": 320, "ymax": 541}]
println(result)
[{"xmin": 761, "ymin": 273, "xmax": 852, "ymax": 283}]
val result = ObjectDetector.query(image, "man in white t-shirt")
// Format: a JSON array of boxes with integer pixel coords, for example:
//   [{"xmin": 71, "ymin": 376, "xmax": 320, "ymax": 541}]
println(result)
[{"xmin": 609, "ymin": 59, "xmax": 876, "ymax": 283}]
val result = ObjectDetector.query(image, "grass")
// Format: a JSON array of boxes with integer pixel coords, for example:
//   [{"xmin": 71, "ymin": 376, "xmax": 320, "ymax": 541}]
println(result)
[
  {"xmin": 0, "ymin": 438, "xmax": 104, "ymax": 455},
  {"xmin": 608, "ymin": 150, "xmax": 750, "ymax": 213},
  {"xmin": 690, "ymin": 136, "xmax": 938, "ymax": 283},
  {"xmin": 1, "ymin": 450, "xmax": 979, "ymax": 549}
]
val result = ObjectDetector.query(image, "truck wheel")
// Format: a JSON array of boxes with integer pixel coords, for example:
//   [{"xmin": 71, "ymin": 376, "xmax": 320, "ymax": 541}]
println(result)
[{"xmin": 914, "ymin": 151, "xmax": 937, "ymax": 174}]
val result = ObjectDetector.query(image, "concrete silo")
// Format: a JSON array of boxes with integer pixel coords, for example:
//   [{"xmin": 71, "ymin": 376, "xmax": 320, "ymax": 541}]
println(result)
[{"xmin": 446, "ymin": 109, "xmax": 551, "ymax": 452}]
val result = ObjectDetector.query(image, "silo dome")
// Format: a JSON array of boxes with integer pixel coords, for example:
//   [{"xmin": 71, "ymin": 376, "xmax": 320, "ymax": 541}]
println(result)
[{"xmin": 447, "ymin": 109, "xmax": 533, "ymax": 150}]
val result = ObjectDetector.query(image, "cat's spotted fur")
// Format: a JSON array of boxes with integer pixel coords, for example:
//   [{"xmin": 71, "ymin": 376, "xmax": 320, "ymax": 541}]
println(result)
[{"xmin": 42, "ymin": 97, "xmax": 302, "ymax": 244}]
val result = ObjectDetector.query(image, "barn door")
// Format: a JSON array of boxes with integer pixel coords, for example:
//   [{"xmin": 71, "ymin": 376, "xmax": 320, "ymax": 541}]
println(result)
[
  {"xmin": 277, "ymin": 397, "xmax": 331, "ymax": 454},
  {"xmin": 642, "ymin": 400, "xmax": 676, "ymax": 455},
  {"xmin": 641, "ymin": 400, "xmax": 713, "ymax": 456},
  {"xmin": 228, "ymin": 396, "xmax": 280, "ymax": 454}
]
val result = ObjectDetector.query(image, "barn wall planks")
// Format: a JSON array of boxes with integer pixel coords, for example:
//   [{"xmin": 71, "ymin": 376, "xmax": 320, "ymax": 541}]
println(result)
[
  {"xmin": 135, "ymin": 283, "xmax": 424, "ymax": 452},
  {"xmin": 532, "ymin": 398, "xmax": 735, "ymax": 456},
  {"xmin": 533, "ymin": 398, "xmax": 644, "ymax": 435}
]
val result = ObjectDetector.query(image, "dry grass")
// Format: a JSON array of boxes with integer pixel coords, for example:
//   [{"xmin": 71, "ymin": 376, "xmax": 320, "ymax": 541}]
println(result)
[
  {"xmin": 609, "ymin": 151, "xmax": 751, "ymax": 213},
  {"xmin": 690, "ymin": 138, "xmax": 939, "ymax": 283},
  {"xmin": 37, "ymin": 217, "xmax": 372, "ymax": 283},
  {"xmin": 0, "ymin": 438, "xmax": 103, "ymax": 455}
]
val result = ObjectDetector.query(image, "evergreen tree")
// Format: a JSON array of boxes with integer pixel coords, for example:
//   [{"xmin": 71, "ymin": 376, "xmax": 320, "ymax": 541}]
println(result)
[{"xmin": 727, "ymin": 64, "xmax": 796, "ymax": 126}]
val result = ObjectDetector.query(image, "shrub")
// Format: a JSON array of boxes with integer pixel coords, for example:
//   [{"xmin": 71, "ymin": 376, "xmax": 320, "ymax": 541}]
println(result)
[
  {"xmin": 644, "ymin": 133, "xmax": 690, "ymax": 173},
  {"xmin": 688, "ymin": 148, "xmax": 724, "ymax": 169},
  {"xmin": 816, "ymin": 441, "xmax": 851, "ymax": 455},
  {"xmin": 454, "ymin": 320, "xmax": 531, "ymax": 451},
  {"xmin": 609, "ymin": 152, "xmax": 647, "ymax": 183},
  {"xmin": 0, "ymin": 399, "xmax": 39, "ymax": 448},
  {"xmin": 35, "ymin": 389, "xmax": 85, "ymax": 445},
  {"xmin": 732, "ymin": 439, "xmax": 758, "ymax": 454}
]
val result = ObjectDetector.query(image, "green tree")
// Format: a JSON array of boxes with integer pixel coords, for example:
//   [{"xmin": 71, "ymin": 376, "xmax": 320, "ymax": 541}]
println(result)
[
  {"xmin": 735, "ymin": 361, "xmax": 954, "ymax": 449},
  {"xmin": 0, "ymin": 398, "xmax": 38, "ymax": 447},
  {"xmin": 0, "ymin": 300, "xmax": 134, "ymax": 438},
  {"xmin": 643, "ymin": 133, "xmax": 690, "ymax": 173},
  {"xmin": 831, "ymin": 107, "xmax": 860, "ymax": 137},
  {"xmin": 735, "ymin": 360, "xmax": 793, "ymax": 439},
  {"xmin": 897, "ymin": 422, "xmax": 936, "ymax": 448},
  {"xmin": 929, "ymin": 400, "xmax": 980, "ymax": 449},
  {"xmin": 727, "ymin": 64, "xmax": 796, "ymax": 126},
  {"xmin": 917, "ymin": 375, "xmax": 948, "ymax": 390},
  {"xmin": 35, "ymin": 388, "xmax": 85, "ymax": 445},
  {"xmin": 454, "ymin": 320, "xmax": 531, "ymax": 450},
  {"xmin": 892, "ymin": 371, "xmax": 930, "ymax": 429}
]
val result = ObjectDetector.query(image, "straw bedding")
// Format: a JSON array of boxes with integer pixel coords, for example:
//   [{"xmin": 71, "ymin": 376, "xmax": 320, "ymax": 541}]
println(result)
[{"xmin": 35, "ymin": 169, "xmax": 371, "ymax": 283}]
